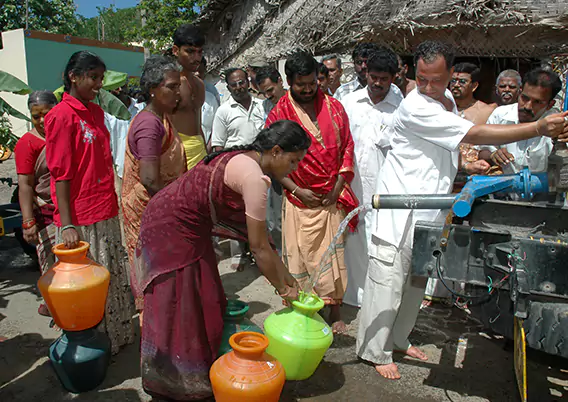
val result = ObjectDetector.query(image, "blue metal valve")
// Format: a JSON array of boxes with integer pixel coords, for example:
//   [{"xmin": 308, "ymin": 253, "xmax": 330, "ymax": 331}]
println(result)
[{"xmin": 452, "ymin": 167, "xmax": 548, "ymax": 217}]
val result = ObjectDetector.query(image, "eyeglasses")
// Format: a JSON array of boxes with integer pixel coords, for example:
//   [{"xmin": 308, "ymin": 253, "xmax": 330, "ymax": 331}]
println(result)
[
  {"xmin": 450, "ymin": 78, "xmax": 470, "ymax": 86},
  {"xmin": 228, "ymin": 80, "xmax": 247, "ymax": 88},
  {"xmin": 354, "ymin": 59, "xmax": 368, "ymax": 66}
]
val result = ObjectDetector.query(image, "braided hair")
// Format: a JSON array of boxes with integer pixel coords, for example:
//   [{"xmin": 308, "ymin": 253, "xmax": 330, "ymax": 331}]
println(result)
[{"xmin": 204, "ymin": 120, "xmax": 311, "ymax": 164}]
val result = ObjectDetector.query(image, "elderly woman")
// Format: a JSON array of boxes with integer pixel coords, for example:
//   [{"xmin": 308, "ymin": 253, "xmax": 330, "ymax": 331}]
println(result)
[
  {"xmin": 132, "ymin": 120, "xmax": 310, "ymax": 400},
  {"xmin": 122, "ymin": 56, "xmax": 186, "ymax": 273}
]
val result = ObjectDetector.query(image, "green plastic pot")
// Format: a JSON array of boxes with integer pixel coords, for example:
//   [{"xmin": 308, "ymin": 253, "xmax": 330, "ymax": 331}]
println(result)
[
  {"xmin": 218, "ymin": 299, "xmax": 263, "ymax": 355},
  {"xmin": 263, "ymin": 294, "xmax": 333, "ymax": 380}
]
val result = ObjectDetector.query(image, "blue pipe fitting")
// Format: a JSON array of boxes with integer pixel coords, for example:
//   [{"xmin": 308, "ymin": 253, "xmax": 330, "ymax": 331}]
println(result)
[{"xmin": 452, "ymin": 168, "xmax": 547, "ymax": 218}]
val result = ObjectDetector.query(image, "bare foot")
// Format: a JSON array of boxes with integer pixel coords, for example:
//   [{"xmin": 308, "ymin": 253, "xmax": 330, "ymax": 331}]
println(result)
[
  {"xmin": 420, "ymin": 299, "xmax": 432, "ymax": 309},
  {"xmin": 403, "ymin": 346, "xmax": 428, "ymax": 361},
  {"xmin": 375, "ymin": 363, "xmax": 401, "ymax": 380},
  {"xmin": 331, "ymin": 320, "xmax": 347, "ymax": 334}
]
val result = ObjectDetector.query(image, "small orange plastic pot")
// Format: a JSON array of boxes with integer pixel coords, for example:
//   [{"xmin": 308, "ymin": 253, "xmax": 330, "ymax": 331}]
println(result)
[
  {"xmin": 210, "ymin": 331, "xmax": 286, "ymax": 402},
  {"xmin": 38, "ymin": 241, "xmax": 110, "ymax": 331}
]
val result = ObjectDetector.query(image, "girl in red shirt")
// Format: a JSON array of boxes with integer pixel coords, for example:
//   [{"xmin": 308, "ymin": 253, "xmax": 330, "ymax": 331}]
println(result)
[{"xmin": 45, "ymin": 51, "xmax": 134, "ymax": 354}]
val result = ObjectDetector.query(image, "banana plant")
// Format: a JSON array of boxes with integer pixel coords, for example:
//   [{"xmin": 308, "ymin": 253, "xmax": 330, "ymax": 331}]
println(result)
[
  {"xmin": 53, "ymin": 70, "xmax": 132, "ymax": 120},
  {"xmin": 0, "ymin": 71, "xmax": 32, "ymax": 151}
]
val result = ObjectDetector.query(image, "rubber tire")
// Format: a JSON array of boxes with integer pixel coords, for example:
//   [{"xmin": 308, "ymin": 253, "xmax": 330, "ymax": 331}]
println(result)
[{"xmin": 523, "ymin": 301, "xmax": 568, "ymax": 359}]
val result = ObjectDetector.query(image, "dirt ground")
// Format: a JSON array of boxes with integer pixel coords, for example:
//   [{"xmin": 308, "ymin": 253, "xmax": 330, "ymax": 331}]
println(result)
[{"xmin": 0, "ymin": 157, "xmax": 567, "ymax": 402}]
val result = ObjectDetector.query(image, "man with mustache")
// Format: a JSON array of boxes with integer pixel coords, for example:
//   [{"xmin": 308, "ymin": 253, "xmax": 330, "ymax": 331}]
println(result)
[
  {"xmin": 451, "ymin": 62, "xmax": 496, "ymax": 125},
  {"xmin": 171, "ymin": 24, "xmax": 208, "ymax": 170},
  {"xmin": 341, "ymin": 47, "xmax": 403, "ymax": 308},
  {"xmin": 490, "ymin": 69, "xmax": 522, "ymax": 108},
  {"xmin": 479, "ymin": 67, "xmax": 562, "ymax": 174},
  {"xmin": 266, "ymin": 51, "xmax": 358, "ymax": 334},
  {"xmin": 357, "ymin": 41, "xmax": 568, "ymax": 380},
  {"xmin": 322, "ymin": 54, "xmax": 343, "ymax": 95},
  {"xmin": 255, "ymin": 66, "xmax": 287, "ymax": 119},
  {"xmin": 334, "ymin": 43, "xmax": 380, "ymax": 102}
]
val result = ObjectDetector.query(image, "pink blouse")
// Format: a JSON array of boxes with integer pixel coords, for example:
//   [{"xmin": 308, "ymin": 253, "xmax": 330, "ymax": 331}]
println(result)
[{"xmin": 224, "ymin": 153, "xmax": 270, "ymax": 221}]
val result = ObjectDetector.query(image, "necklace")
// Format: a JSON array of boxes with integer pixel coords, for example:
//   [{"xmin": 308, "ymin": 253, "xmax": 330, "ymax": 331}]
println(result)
[{"xmin": 145, "ymin": 107, "xmax": 162, "ymax": 120}]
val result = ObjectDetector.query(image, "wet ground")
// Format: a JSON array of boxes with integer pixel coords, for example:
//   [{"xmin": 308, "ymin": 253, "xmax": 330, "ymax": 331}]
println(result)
[{"xmin": 0, "ymin": 157, "xmax": 567, "ymax": 402}]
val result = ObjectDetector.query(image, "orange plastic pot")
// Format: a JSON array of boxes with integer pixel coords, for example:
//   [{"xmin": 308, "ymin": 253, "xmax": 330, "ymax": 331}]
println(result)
[
  {"xmin": 210, "ymin": 332, "xmax": 286, "ymax": 402},
  {"xmin": 37, "ymin": 241, "xmax": 110, "ymax": 331}
]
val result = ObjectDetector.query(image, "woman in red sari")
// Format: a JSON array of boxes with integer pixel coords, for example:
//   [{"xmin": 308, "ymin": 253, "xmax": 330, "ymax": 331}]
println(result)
[{"xmin": 131, "ymin": 120, "xmax": 310, "ymax": 400}]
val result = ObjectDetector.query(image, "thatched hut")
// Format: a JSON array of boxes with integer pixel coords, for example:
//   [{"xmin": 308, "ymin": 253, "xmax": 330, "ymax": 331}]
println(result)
[{"xmin": 197, "ymin": 0, "xmax": 568, "ymax": 103}]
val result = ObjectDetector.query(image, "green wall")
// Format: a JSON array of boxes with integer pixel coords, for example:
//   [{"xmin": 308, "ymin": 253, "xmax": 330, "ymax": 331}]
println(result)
[{"xmin": 24, "ymin": 37, "xmax": 144, "ymax": 91}]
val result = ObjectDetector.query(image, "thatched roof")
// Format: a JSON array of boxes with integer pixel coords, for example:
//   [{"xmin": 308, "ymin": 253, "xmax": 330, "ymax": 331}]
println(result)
[{"xmin": 197, "ymin": 0, "xmax": 568, "ymax": 71}]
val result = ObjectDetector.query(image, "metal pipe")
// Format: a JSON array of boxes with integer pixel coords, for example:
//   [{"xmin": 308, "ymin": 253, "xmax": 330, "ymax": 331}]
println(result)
[{"xmin": 371, "ymin": 194, "xmax": 456, "ymax": 210}]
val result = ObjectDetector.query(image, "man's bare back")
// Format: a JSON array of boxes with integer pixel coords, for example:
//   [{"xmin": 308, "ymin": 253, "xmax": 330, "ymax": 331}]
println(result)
[
  {"xmin": 172, "ymin": 72, "xmax": 205, "ymax": 137},
  {"xmin": 459, "ymin": 100, "xmax": 496, "ymax": 125}
]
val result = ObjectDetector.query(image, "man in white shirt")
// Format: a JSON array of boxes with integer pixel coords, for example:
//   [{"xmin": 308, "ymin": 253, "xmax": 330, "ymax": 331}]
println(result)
[
  {"xmin": 479, "ymin": 67, "xmax": 562, "ymax": 174},
  {"xmin": 334, "ymin": 43, "xmax": 379, "ymax": 102},
  {"xmin": 342, "ymin": 47, "xmax": 403, "ymax": 308},
  {"xmin": 357, "ymin": 41, "xmax": 568, "ymax": 380},
  {"xmin": 211, "ymin": 68, "xmax": 265, "ymax": 151},
  {"xmin": 255, "ymin": 66, "xmax": 287, "ymax": 119},
  {"xmin": 105, "ymin": 85, "xmax": 145, "ymax": 182},
  {"xmin": 195, "ymin": 57, "xmax": 220, "ymax": 149},
  {"xmin": 322, "ymin": 54, "xmax": 343, "ymax": 95}
]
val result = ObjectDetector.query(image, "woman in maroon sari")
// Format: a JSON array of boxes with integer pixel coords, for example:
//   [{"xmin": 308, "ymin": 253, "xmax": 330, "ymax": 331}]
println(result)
[{"xmin": 131, "ymin": 119, "xmax": 311, "ymax": 400}]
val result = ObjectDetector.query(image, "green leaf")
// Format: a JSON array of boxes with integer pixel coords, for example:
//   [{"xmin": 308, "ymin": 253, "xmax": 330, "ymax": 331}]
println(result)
[
  {"xmin": 53, "ymin": 86, "xmax": 65, "ymax": 102},
  {"xmin": 103, "ymin": 70, "xmax": 128, "ymax": 91},
  {"xmin": 0, "ymin": 97, "xmax": 31, "ymax": 121},
  {"xmin": 0, "ymin": 71, "xmax": 32, "ymax": 95},
  {"xmin": 94, "ymin": 89, "xmax": 131, "ymax": 120}
]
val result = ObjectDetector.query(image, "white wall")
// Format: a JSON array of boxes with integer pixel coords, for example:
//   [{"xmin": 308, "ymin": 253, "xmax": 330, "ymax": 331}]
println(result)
[{"xmin": 0, "ymin": 29, "xmax": 31, "ymax": 137}]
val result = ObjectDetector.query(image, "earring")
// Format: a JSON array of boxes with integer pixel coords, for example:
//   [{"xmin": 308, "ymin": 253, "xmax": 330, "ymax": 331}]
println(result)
[{"xmin": 151, "ymin": 94, "xmax": 155, "ymax": 98}]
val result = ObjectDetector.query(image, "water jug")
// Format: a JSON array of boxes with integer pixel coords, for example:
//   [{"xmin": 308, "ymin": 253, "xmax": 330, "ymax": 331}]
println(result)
[
  {"xmin": 219, "ymin": 299, "xmax": 263, "ymax": 355},
  {"xmin": 49, "ymin": 328, "xmax": 111, "ymax": 393},
  {"xmin": 38, "ymin": 241, "xmax": 110, "ymax": 331},
  {"xmin": 210, "ymin": 332, "xmax": 286, "ymax": 402},
  {"xmin": 263, "ymin": 293, "xmax": 333, "ymax": 380}
]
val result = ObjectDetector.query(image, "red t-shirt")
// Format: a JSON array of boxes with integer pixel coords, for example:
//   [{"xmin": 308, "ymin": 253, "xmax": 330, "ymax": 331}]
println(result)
[
  {"xmin": 14, "ymin": 132, "xmax": 46, "ymax": 175},
  {"xmin": 45, "ymin": 93, "xmax": 118, "ymax": 226},
  {"xmin": 14, "ymin": 132, "xmax": 55, "ymax": 225}
]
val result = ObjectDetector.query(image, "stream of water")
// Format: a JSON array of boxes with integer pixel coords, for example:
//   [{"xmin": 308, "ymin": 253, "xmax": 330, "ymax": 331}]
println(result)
[{"xmin": 300, "ymin": 203, "xmax": 374, "ymax": 301}]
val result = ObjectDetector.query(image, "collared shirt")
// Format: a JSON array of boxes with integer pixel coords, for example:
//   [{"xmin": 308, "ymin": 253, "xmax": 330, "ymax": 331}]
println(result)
[
  {"xmin": 262, "ymin": 98, "xmax": 274, "ymax": 121},
  {"xmin": 211, "ymin": 95, "xmax": 266, "ymax": 148},
  {"xmin": 202, "ymin": 90, "xmax": 220, "ymax": 144},
  {"xmin": 342, "ymin": 84, "xmax": 403, "ymax": 204},
  {"xmin": 372, "ymin": 88, "xmax": 474, "ymax": 249},
  {"xmin": 334, "ymin": 78, "xmax": 365, "ymax": 102},
  {"xmin": 45, "ymin": 92, "xmax": 118, "ymax": 226},
  {"xmin": 205, "ymin": 81, "xmax": 221, "ymax": 106},
  {"xmin": 105, "ymin": 98, "xmax": 145, "ymax": 178},
  {"xmin": 343, "ymin": 84, "xmax": 403, "ymax": 245},
  {"xmin": 480, "ymin": 103, "xmax": 553, "ymax": 173}
]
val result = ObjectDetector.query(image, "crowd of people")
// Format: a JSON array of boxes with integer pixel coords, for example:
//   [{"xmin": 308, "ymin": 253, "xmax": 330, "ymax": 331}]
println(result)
[{"xmin": 13, "ymin": 21, "xmax": 568, "ymax": 400}]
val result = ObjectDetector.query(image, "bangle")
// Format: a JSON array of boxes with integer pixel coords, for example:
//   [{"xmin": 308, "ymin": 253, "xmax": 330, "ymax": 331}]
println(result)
[
  {"xmin": 61, "ymin": 225, "xmax": 76, "ymax": 232},
  {"xmin": 291, "ymin": 185, "xmax": 299, "ymax": 195},
  {"xmin": 275, "ymin": 285, "xmax": 292, "ymax": 298},
  {"xmin": 22, "ymin": 218, "xmax": 36, "ymax": 229}
]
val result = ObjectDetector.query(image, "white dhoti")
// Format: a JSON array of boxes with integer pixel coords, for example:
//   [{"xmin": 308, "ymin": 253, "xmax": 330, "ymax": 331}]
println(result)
[
  {"xmin": 344, "ymin": 211, "xmax": 370, "ymax": 307},
  {"xmin": 356, "ymin": 223, "xmax": 426, "ymax": 365}
]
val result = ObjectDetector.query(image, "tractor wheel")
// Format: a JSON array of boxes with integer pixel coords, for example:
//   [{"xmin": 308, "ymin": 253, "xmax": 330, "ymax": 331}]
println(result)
[{"xmin": 524, "ymin": 302, "xmax": 568, "ymax": 359}]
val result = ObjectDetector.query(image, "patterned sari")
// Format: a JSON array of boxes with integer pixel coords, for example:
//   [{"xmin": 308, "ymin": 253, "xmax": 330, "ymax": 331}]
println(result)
[
  {"xmin": 131, "ymin": 152, "xmax": 249, "ymax": 400},
  {"xmin": 32, "ymin": 147, "xmax": 56, "ymax": 274},
  {"xmin": 121, "ymin": 114, "xmax": 187, "ymax": 267}
]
